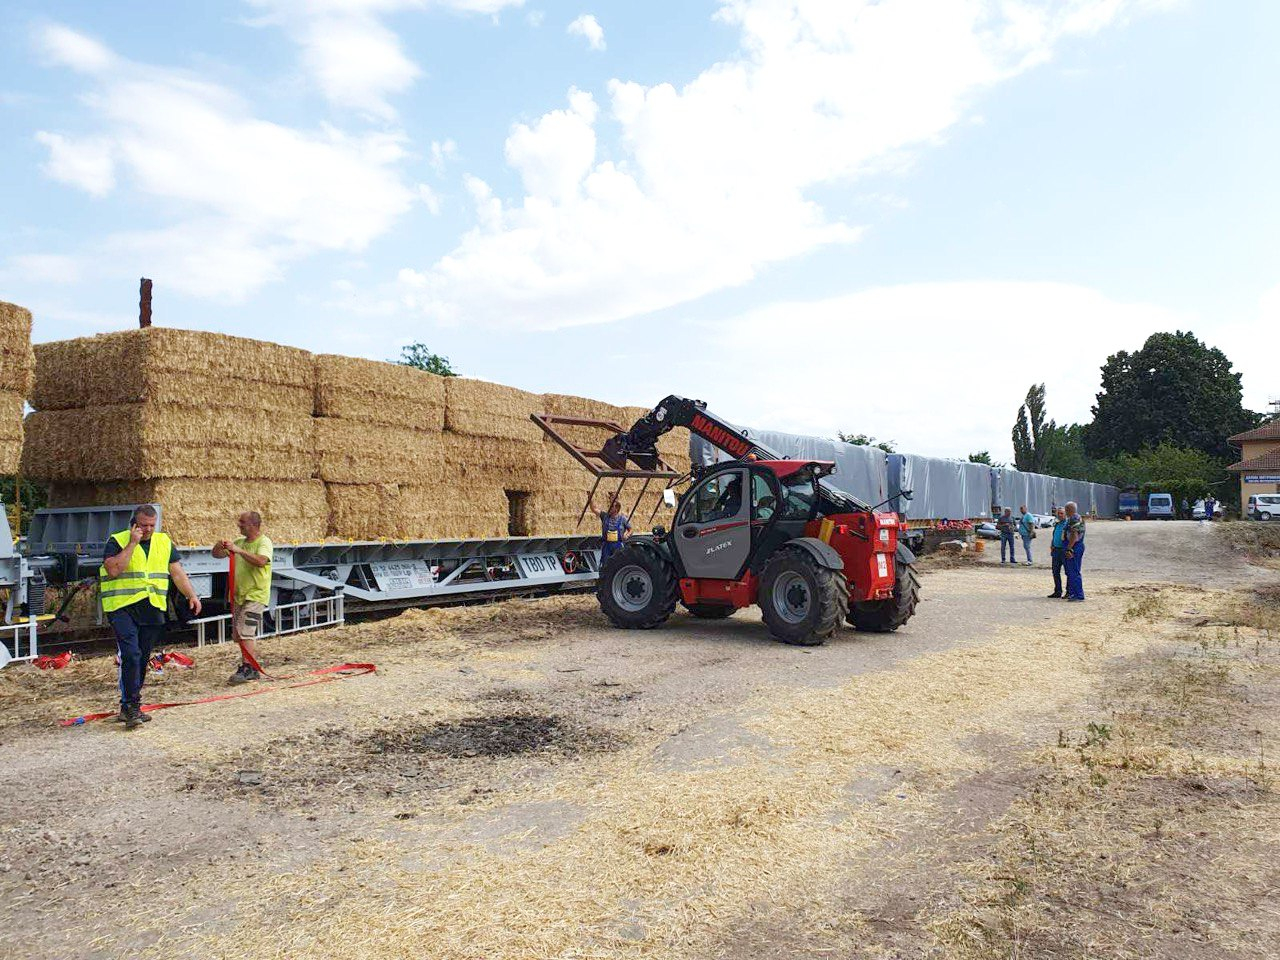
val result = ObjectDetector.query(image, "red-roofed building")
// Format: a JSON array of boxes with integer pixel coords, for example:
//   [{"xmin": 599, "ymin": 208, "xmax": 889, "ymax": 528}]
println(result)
[{"xmin": 1227, "ymin": 421, "xmax": 1280, "ymax": 508}]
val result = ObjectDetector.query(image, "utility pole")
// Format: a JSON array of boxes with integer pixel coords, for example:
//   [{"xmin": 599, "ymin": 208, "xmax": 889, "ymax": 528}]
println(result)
[{"xmin": 139, "ymin": 278, "xmax": 152, "ymax": 328}]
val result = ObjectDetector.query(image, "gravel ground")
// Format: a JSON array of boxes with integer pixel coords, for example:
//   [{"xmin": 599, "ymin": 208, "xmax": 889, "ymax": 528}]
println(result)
[{"xmin": 0, "ymin": 520, "xmax": 1272, "ymax": 959}]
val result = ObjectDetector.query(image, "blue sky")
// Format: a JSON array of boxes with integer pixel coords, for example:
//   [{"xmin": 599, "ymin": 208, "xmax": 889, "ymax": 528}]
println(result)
[{"xmin": 0, "ymin": 0, "xmax": 1274, "ymax": 461}]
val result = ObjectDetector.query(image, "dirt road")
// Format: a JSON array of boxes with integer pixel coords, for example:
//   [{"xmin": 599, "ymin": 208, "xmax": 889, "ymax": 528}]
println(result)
[{"xmin": 1, "ymin": 521, "xmax": 1276, "ymax": 959}]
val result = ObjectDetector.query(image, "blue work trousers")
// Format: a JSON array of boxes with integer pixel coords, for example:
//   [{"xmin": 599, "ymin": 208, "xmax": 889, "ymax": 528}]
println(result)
[
  {"xmin": 1000, "ymin": 531, "xmax": 1017, "ymax": 563},
  {"xmin": 600, "ymin": 540, "xmax": 624, "ymax": 563},
  {"xmin": 1064, "ymin": 541, "xmax": 1086, "ymax": 600},
  {"xmin": 108, "ymin": 611, "xmax": 166, "ymax": 709}
]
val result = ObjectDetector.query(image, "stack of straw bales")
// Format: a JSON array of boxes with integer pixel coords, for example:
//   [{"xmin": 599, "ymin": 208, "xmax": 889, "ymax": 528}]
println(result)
[
  {"xmin": 0, "ymin": 302, "xmax": 35, "ymax": 474},
  {"xmin": 20, "ymin": 323, "xmax": 696, "ymax": 544},
  {"xmin": 440, "ymin": 377, "xmax": 546, "ymax": 539},
  {"xmin": 24, "ymin": 328, "xmax": 324, "ymax": 544},
  {"xmin": 315, "ymin": 355, "xmax": 448, "ymax": 539}
]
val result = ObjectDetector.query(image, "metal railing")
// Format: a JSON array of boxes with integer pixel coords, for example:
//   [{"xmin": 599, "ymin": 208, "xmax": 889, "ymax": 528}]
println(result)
[
  {"xmin": 188, "ymin": 593, "xmax": 345, "ymax": 649},
  {"xmin": 0, "ymin": 618, "xmax": 40, "ymax": 665}
]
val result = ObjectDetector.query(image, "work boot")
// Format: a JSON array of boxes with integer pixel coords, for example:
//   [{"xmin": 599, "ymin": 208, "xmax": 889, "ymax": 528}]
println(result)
[
  {"xmin": 228, "ymin": 663, "xmax": 261, "ymax": 684},
  {"xmin": 122, "ymin": 705, "xmax": 146, "ymax": 730},
  {"xmin": 1047, "ymin": 592, "xmax": 1062, "ymax": 598},
  {"xmin": 115, "ymin": 706, "xmax": 152, "ymax": 723}
]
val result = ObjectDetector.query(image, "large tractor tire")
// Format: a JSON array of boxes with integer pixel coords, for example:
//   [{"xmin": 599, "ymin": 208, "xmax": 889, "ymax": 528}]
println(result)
[
  {"xmin": 683, "ymin": 602, "xmax": 735, "ymax": 620},
  {"xmin": 597, "ymin": 544, "xmax": 679, "ymax": 630},
  {"xmin": 758, "ymin": 546, "xmax": 848, "ymax": 646},
  {"xmin": 848, "ymin": 562, "xmax": 920, "ymax": 633}
]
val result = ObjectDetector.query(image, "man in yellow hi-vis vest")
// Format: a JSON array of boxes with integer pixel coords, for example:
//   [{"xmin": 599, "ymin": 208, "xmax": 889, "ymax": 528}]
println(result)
[{"xmin": 100, "ymin": 505, "xmax": 202, "ymax": 729}]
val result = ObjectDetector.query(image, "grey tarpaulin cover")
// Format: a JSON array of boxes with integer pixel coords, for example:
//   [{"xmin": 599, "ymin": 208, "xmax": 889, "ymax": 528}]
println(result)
[
  {"xmin": 889, "ymin": 455, "xmax": 992, "ymax": 520},
  {"xmin": 690, "ymin": 427, "xmax": 886, "ymax": 506},
  {"xmin": 691, "ymin": 427, "xmax": 1118, "ymax": 518}
]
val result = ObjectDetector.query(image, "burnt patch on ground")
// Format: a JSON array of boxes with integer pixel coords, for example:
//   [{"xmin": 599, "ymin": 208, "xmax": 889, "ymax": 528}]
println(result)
[
  {"xmin": 366, "ymin": 712, "xmax": 593, "ymax": 759},
  {"xmin": 185, "ymin": 709, "xmax": 622, "ymax": 810}
]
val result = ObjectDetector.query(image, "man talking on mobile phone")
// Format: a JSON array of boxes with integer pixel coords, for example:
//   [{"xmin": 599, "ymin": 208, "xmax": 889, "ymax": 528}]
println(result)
[{"xmin": 99, "ymin": 505, "xmax": 202, "ymax": 729}]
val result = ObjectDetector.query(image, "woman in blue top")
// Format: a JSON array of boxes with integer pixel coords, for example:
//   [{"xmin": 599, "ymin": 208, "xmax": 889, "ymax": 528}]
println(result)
[{"xmin": 1048, "ymin": 507, "xmax": 1068, "ymax": 598}]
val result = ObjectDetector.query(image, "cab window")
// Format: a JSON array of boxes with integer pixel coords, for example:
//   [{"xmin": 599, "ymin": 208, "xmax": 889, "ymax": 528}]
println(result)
[
  {"xmin": 778, "ymin": 468, "xmax": 818, "ymax": 521},
  {"xmin": 679, "ymin": 472, "xmax": 745, "ymax": 525},
  {"xmin": 751, "ymin": 473, "xmax": 777, "ymax": 521}
]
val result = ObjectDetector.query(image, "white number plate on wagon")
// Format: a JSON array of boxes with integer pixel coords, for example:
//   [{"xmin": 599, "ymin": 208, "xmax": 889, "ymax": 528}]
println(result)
[
  {"xmin": 369, "ymin": 560, "xmax": 436, "ymax": 592},
  {"xmin": 517, "ymin": 553, "xmax": 565, "ymax": 579}
]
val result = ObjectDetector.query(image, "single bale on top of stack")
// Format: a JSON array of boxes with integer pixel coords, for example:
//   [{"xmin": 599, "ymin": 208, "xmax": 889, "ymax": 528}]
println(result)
[
  {"xmin": 0, "ymin": 301, "xmax": 36, "ymax": 474},
  {"xmin": 24, "ymin": 328, "xmax": 323, "ymax": 545},
  {"xmin": 441, "ymin": 377, "xmax": 546, "ymax": 539},
  {"xmin": 315, "ymin": 355, "xmax": 446, "ymax": 540}
]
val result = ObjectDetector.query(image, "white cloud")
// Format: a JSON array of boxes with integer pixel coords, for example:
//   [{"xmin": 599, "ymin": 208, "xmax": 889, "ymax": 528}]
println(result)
[
  {"xmin": 30, "ymin": 24, "xmax": 415, "ymax": 300},
  {"xmin": 567, "ymin": 13, "xmax": 605, "ymax": 51},
  {"xmin": 708, "ymin": 281, "xmax": 1192, "ymax": 459},
  {"xmin": 246, "ymin": 0, "xmax": 526, "ymax": 119},
  {"xmin": 402, "ymin": 0, "xmax": 1166, "ymax": 331},
  {"xmin": 7, "ymin": 253, "xmax": 84, "ymax": 284},
  {"xmin": 36, "ymin": 23, "xmax": 117, "ymax": 72},
  {"xmin": 33, "ymin": 131, "xmax": 115, "ymax": 196}
]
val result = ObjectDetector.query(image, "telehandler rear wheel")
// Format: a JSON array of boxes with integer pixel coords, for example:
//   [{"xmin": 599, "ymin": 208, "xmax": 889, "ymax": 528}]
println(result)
[
  {"xmin": 848, "ymin": 562, "xmax": 920, "ymax": 632},
  {"xmin": 758, "ymin": 546, "xmax": 848, "ymax": 646},
  {"xmin": 598, "ymin": 545, "xmax": 679, "ymax": 629}
]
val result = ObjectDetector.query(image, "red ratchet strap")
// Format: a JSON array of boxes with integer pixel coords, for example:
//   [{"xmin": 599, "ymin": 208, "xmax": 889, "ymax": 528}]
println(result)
[
  {"xmin": 61, "ymin": 555, "xmax": 374, "ymax": 726},
  {"xmin": 60, "ymin": 661, "xmax": 376, "ymax": 726},
  {"xmin": 34, "ymin": 651, "xmax": 74, "ymax": 670}
]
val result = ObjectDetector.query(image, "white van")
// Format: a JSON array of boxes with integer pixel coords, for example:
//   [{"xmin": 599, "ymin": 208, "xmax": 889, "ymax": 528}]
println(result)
[
  {"xmin": 1147, "ymin": 493, "xmax": 1174, "ymax": 519},
  {"xmin": 1248, "ymin": 494, "xmax": 1280, "ymax": 520}
]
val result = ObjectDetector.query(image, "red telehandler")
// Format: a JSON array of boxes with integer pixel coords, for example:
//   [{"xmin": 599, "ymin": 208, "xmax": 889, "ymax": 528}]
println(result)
[{"xmin": 591, "ymin": 396, "xmax": 920, "ymax": 646}]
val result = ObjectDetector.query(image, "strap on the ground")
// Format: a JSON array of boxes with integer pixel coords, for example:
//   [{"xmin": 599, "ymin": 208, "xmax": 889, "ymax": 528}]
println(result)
[
  {"xmin": 60, "ymin": 661, "xmax": 376, "ymax": 726},
  {"xmin": 61, "ymin": 554, "xmax": 371, "ymax": 726}
]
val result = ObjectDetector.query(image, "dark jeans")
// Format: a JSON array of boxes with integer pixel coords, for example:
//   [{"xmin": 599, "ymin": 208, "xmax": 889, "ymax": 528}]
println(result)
[
  {"xmin": 1000, "ymin": 531, "xmax": 1016, "ymax": 562},
  {"xmin": 1050, "ymin": 546, "xmax": 1064, "ymax": 595},
  {"xmin": 108, "ymin": 610, "xmax": 166, "ymax": 708},
  {"xmin": 1064, "ymin": 541, "xmax": 1086, "ymax": 600}
]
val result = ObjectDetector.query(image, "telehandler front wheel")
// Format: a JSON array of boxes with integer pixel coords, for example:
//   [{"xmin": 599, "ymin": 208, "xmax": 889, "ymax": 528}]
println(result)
[
  {"xmin": 597, "ymin": 545, "xmax": 679, "ymax": 630},
  {"xmin": 758, "ymin": 547, "xmax": 848, "ymax": 646}
]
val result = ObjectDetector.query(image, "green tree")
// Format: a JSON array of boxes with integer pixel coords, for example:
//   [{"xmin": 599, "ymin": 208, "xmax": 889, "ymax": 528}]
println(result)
[
  {"xmin": 394, "ymin": 343, "xmax": 457, "ymax": 377},
  {"xmin": 0, "ymin": 476, "xmax": 48, "ymax": 536},
  {"xmin": 837, "ymin": 431, "xmax": 895, "ymax": 453},
  {"xmin": 1084, "ymin": 331, "xmax": 1255, "ymax": 461},
  {"xmin": 967, "ymin": 451, "xmax": 994, "ymax": 465},
  {"xmin": 1012, "ymin": 383, "xmax": 1054, "ymax": 473}
]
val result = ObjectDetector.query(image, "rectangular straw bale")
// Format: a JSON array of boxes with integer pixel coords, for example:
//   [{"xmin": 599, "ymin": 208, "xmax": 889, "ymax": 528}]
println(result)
[
  {"xmin": 314, "ymin": 355, "xmax": 446, "ymax": 429},
  {"xmin": 22, "ymin": 406, "xmax": 314, "ymax": 482},
  {"xmin": 327, "ymin": 481, "xmax": 508, "ymax": 540},
  {"xmin": 402, "ymin": 483, "xmax": 509, "ymax": 540},
  {"xmin": 47, "ymin": 479, "xmax": 327, "ymax": 545},
  {"xmin": 0, "ymin": 302, "xmax": 35, "ymax": 396},
  {"xmin": 0, "ymin": 392, "xmax": 23, "ymax": 442},
  {"xmin": 443, "ymin": 432, "xmax": 542, "ymax": 490},
  {"xmin": 539, "ymin": 393, "xmax": 630, "ymax": 453},
  {"xmin": 325, "ymin": 483, "xmax": 405, "ymax": 540},
  {"xmin": 30, "ymin": 328, "xmax": 314, "ymax": 412},
  {"xmin": 444, "ymin": 377, "xmax": 543, "ymax": 442},
  {"xmin": 315, "ymin": 418, "xmax": 442, "ymax": 485}
]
